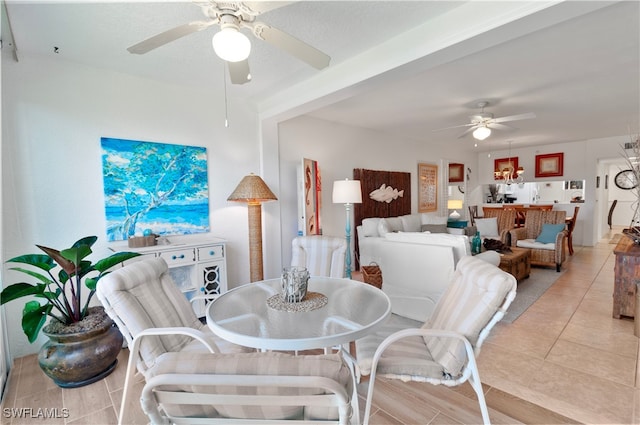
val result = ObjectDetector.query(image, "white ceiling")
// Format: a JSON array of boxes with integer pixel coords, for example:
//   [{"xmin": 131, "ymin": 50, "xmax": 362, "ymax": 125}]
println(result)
[{"xmin": 3, "ymin": 1, "xmax": 639, "ymax": 152}]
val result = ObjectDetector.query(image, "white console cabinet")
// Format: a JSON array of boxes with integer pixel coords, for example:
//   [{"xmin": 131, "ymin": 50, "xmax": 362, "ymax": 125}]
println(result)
[{"xmin": 109, "ymin": 235, "xmax": 227, "ymax": 317}]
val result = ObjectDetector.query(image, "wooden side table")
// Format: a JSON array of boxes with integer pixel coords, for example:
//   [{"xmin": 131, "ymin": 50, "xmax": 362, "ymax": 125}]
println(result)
[
  {"xmin": 612, "ymin": 236, "xmax": 640, "ymax": 319},
  {"xmin": 498, "ymin": 247, "xmax": 531, "ymax": 283}
]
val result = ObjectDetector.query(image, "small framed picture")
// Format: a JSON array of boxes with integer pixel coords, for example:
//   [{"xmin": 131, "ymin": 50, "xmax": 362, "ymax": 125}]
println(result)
[
  {"xmin": 535, "ymin": 153, "xmax": 564, "ymax": 177},
  {"xmin": 448, "ymin": 163, "xmax": 464, "ymax": 183}
]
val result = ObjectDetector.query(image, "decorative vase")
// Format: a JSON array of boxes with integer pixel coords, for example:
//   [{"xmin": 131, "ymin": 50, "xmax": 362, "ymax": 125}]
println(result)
[
  {"xmin": 38, "ymin": 308, "xmax": 123, "ymax": 388},
  {"xmin": 281, "ymin": 266, "xmax": 310, "ymax": 303}
]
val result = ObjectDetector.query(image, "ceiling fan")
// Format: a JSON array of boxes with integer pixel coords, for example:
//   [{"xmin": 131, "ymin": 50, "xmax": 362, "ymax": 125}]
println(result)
[
  {"xmin": 127, "ymin": 1, "xmax": 331, "ymax": 85},
  {"xmin": 434, "ymin": 101, "xmax": 536, "ymax": 140}
]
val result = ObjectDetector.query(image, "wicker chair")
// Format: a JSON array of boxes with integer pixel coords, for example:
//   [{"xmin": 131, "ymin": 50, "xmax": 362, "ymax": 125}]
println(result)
[
  {"xmin": 477, "ymin": 208, "xmax": 517, "ymax": 245},
  {"xmin": 509, "ymin": 210, "xmax": 567, "ymax": 271}
]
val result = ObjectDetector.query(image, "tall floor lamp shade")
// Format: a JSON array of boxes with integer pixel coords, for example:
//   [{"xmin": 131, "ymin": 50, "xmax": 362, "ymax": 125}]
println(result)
[
  {"xmin": 228, "ymin": 173, "xmax": 277, "ymax": 282},
  {"xmin": 332, "ymin": 179, "xmax": 362, "ymax": 279}
]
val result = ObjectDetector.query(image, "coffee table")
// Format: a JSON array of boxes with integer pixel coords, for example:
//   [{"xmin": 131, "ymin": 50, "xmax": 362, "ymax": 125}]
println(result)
[{"xmin": 497, "ymin": 247, "xmax": 531, "ymax": 282}]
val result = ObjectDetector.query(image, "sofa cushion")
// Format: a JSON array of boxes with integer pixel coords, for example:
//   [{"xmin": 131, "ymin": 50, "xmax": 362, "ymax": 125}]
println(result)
[
  {"xmin": 384, "ymin": 232, "xmax": 470, "ymax": 264},
  {"xmin": 361, "ymin": 218, "xmax": 381, "ymax": 237},
  {"xmin": 535, "ymin": 223, "xmax": 565, "ymax": 244},
  {"xmin": 421, "ymin": 224, "xmax": 448, "ymax": 234},
  {"xmin": 400, "ymin": 214, "xmax": 422, "ymax": 232},
  {"xmin": 475, "ymin": 217, "xmax": 499, "ymax": 238},
  {"xmin": 421, "ymin": 213, "xmax": 449, "ymax": 225},
  {"xmin": 378, "ymin": 217, "xmax": 403, "ymax": 236}
]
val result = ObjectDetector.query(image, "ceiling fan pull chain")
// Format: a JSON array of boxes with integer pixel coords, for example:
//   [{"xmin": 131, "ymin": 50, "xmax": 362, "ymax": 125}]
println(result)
[{"xmin": 223, "ymin": 63, "xmax": 229, "ymax": 128}]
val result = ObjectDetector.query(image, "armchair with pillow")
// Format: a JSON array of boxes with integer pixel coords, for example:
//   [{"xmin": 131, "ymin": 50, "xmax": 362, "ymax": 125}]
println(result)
[
  {"xmin": 509, "ymin": 210, "xmax": 567, "ymax": 271},
  {"xmin": 474, "ymin": 209, "xmax": 517, "ymax": 245}
]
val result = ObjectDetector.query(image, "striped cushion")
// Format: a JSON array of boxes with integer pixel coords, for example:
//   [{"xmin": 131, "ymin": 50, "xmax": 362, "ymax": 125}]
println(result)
[
  {"xmin": 144, "ymin": 352, "xmax": 352, "ymax": 420},
  {"xmin": 423, "ymin": 255, "xmax": 516, "ymax": 377},
  {"xmin": 97, "ymin": 257, "xmax": 247, "ymax": 372},
  {"xmin": 356, "ymin": 314, "xmax": 433, "ymax": 377},
  {"xmin": 291, "ymin": 236, "xmax": 347, "ymax": 278}
]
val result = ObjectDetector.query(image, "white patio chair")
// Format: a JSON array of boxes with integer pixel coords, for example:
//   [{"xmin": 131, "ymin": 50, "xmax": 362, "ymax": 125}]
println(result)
[
  {"xmin": 356, "ymin": 255, "xmax": 517, "ymax": 425},
  {"xmin": 139, "ymin": 351, "xmax": 357, "ymax": 424},
  {"xmin": 291, "ymin": 235, "xmax": 347, "ymax": 278},
  {"xmin": 96, "ymin": 256, "xmax": 252, "ymax": 425}
]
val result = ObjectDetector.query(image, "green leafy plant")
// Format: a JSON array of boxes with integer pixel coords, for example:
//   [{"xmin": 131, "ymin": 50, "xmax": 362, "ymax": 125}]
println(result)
[{"xmin": 0, "ymin": 236, "xmax": 141, "ymax": 342}]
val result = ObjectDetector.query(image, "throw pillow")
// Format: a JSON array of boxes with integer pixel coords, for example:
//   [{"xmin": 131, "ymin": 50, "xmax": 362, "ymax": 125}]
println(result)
[
  {"xmin": 421, "ymin": 224, "xmax": 448, "ymax": 234},
  {"xmin": 386, "ymin": 217, "xmax": 404, "ymax": 232},
  {"xmin": 361, "ymin": 218, "xmax": 381, "ymax": 237},
  {"xmin": 475, "ymin": 217, "xmax": 499, "ymax": 237},
  {"xmin": 377, "ymin": 218, "xmax": 390, "ymax": 236},
  {"xmin": 535, "ymin": 223, "xmax": 566, "ymax": 244}
]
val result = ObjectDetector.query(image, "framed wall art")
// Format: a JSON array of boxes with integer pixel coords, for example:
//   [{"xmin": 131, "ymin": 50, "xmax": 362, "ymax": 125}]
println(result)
[
  {"xmin": 101, "ymin": 137, "xmax": 210, "ymax": 241},
  {"xmin": 535, "ymin": 152, "xmax": 564, "ymax": 177},
  {"xmin": 448, "ymin": 163, "xmax": 464, "ymax": 183},
  {"xmin": 418, "ymin": 162, "xmax": 438, "ymax": 213},
  {"xmin": 494, "ymin": 157, "xmax": 519, "ymax": 180}
]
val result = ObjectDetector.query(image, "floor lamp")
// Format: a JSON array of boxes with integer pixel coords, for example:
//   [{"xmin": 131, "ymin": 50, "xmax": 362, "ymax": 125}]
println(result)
[
  {"xmin": 332, "ymin": 178, "xmax": 362, "ymax": 279},
  {"xmin": 228, "ymin": 173, "xmax": 277, "ymax": 282}
]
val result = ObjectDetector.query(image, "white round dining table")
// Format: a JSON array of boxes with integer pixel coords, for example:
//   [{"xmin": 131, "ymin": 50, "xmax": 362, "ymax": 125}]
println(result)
[{"xmin": 206, "ymin": 277, "xmax": 391, "ymax": 351}]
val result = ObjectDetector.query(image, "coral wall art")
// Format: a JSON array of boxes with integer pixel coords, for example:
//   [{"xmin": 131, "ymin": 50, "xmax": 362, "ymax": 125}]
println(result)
[{"xmin": 101, "ymin": 137, "xmax": 210, "ymax": 241}]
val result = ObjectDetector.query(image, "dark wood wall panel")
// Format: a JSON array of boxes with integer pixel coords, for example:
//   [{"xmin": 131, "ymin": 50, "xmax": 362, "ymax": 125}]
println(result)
[{"xmin": 353, "ymin": 168, "xmax": 411, "ymax": 269}]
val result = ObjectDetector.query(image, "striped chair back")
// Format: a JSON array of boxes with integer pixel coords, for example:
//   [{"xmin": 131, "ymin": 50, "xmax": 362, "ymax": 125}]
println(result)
[{"xmin": 291, "ymin": 236, "xmax": 347, "ymax": 278}]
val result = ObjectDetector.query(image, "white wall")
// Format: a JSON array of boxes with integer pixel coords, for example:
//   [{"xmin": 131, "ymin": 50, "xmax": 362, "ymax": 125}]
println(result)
[{"xmin": 1, "ymin": 54, "xmax": 260, "ymax": 358}]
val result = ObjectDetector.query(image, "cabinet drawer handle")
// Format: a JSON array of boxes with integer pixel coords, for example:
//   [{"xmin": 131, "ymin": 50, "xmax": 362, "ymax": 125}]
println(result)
[
  {"xmin": 209, "ymin": 250, "xmax": 215, "ymax": 256},
  {"xmin": 172, "ymin": 254, "xmax": 185, "ymax": 260}
]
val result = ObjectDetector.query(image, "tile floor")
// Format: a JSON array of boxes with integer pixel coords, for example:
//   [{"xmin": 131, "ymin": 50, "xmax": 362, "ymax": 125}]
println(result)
[
  {"xmin": 1, "ymin": 228, "xmax": 639, "ymax": 424},
  {"xmin": 477, "ymin": 226, "xmax": 640, "ymax": 424}
]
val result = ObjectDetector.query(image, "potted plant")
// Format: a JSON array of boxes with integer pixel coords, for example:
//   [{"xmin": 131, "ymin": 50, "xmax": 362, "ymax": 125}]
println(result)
[{"xmin": 0, "ymin": 236, "xmax": 141, "ymax": 387}]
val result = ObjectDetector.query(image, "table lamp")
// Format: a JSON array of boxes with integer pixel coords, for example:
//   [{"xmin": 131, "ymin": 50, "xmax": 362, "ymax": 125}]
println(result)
[
  {"xmin": 332, "ymin": 178, "xmax": 362, "ymax": 279},
  {"xmin": 447, "ymin": 199, "xmax": 463, "ymax": 221},
  {"xmin": 228, "ymin": 173, "xmax": 277, "ymax": 282}
]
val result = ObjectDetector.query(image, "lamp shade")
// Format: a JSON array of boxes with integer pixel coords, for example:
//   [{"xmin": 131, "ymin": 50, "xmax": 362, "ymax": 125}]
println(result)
[
  {"xmin": 227, "ymin": 174, "xmax": 277, "ymax": 204},
  {"xmin": 212, "ymin": 27, "xmax": 251, "ymax": 62},
  {"xmin": 473, "ymin": 126, "xmax": 491, "ymax": 141},
  {"xmin": 447, "ymin": 199, "xmax": 463, "ymax": 210},
  {"xmin": 332, "ymin": 179, "xmax": 362, "ymax": 204}
]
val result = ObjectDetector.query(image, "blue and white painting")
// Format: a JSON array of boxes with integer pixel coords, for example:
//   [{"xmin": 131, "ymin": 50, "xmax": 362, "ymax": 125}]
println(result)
[{"xmin": 101, "ymin": 137, "xmax": 210, "ymax": 241}]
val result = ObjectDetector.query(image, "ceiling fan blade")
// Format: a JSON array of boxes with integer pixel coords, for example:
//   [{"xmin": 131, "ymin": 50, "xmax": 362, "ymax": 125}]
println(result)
[
  {"xmin": 127, "ymin": 21, "xmax": 215, "ymax": 54},
  {"xmin": 492, "ymin": 112, "xmax": 536, "ymax": 123},
  {"xmin": 432, "ymin": 123, "xmax": 474, "ymax": 132},
  {"xmin": 488, "ymin": 123, "xmax": 515, "ymax": 131},
  {"xmin": 457, "ymin": 126, "xmax": 477, "ymax": 139},
  {"xmin": 250, "ymin": 23, "xmax": 330, "ymax": 69},
  {"xmin": 228, "ymin": 60, "xmax": 251, "ymax": 85},
  {"xmin": 242, "ymin": 1, "xmax": 296, "ymax": 14}
]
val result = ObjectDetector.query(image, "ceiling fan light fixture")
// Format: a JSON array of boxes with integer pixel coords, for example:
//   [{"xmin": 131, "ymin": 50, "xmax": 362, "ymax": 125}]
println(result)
[
  {"xmin": 473, "ymin": 126, "xmax": 491, "ymax": 140},
  {"xmin": 212, "ymin": 27, "xmax": 251, "ymax": 62}
]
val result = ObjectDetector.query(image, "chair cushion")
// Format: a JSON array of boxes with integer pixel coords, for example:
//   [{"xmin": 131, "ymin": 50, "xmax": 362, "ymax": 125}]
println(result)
[
  {"xmin": 535, "ymin": 223, "xmax": 566, "ymax": 243},
  {"xmin": 144, "ymin": 352, "xmax": 352, "ymax": 421},
  {"xmin": 475, "ymin": 217, "xmax": 499, "ymax": 238},
  {"xmin": 421, "ymin": 224, "xmax": 448, "ymax": 234},
  {"xmin": 356, "ymin": 314, "xmax": 424, "ymax": 376},
  {"xmin": 422, "ymin": 255, "xmax": 515, "ymax": 377},
  {"xmin": 517, "ymin": 239, "xmax": 556, "ymax": 250}
]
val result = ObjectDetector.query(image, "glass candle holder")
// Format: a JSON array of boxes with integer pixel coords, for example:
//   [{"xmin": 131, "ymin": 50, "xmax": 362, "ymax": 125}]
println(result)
[{"xmin": 281, "ymin": 266, "xmax": 310, "ymax": 303}]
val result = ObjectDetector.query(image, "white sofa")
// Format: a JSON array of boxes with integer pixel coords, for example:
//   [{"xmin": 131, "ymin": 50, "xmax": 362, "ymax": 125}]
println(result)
[
  {"xmin": 356, "ymin": 214, "xmax": 497, "ymax": 322},
  {"xmin": 356, "ymin": 213, "xmax": 474, "ymax": 267}
]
